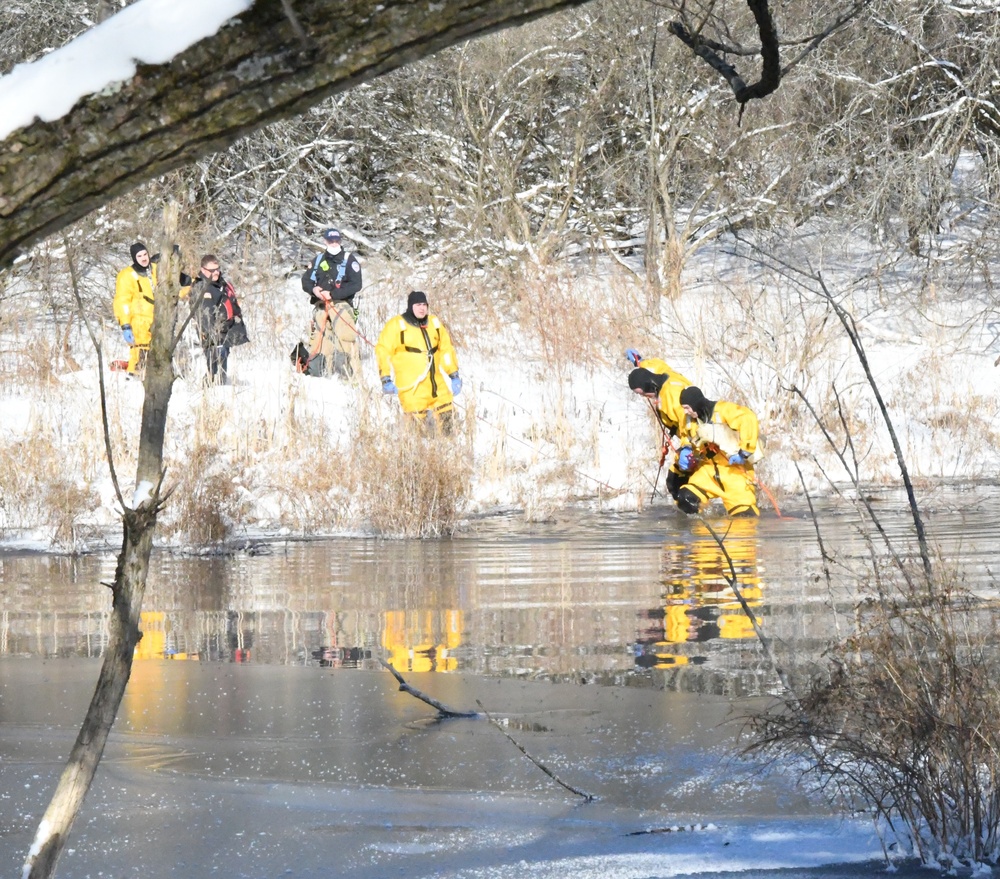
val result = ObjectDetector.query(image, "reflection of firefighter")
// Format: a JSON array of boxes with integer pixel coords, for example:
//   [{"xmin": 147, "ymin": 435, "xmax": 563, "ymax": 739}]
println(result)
[
  {"xmin": 135, "ymin": 611, "xmax": 166, "ymax": 660},
  {"xmin": 382, "ymin": 609, "xmax": 462, "ymax": 672},
  {"xmin": 312, "ymin": 645, "xmax": 371, "ymax": 668},
  {"xmin": 135, "ymin": 611, "xmax": 202, "ymax": 660},
  {"xmin": 635, "ymin": 519, "xmax": 763, "ymax": 669}
]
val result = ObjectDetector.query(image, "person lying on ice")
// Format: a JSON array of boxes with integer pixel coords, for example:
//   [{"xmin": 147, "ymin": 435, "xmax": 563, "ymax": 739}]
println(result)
[
  {"xmin": 673, "ymin": 385, "xmax": 763, "ymax": 518},
  {"xmin": 626, "ymin": 348, "xmax": 694, "ymax": 501}
]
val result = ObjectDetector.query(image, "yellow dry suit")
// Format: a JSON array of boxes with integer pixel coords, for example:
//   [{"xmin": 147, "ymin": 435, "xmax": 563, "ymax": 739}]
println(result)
[
  {"xmin": 113, "ymin": 262, "xmax": 158, "ymax": 374},
  {"xmin": 637, "ymin": 357, "xmax": 694, "ymax": 438},
  {"xmin": 375, "ymin": 313, "xmax": 459, "ymax": 418},
  {"xmin": 633, "ymin": 357, "xmax": 696, "ymax": 499},
  {"xmin": 682, "ymin": 400, "xmax": 762, "ymax": 516}
]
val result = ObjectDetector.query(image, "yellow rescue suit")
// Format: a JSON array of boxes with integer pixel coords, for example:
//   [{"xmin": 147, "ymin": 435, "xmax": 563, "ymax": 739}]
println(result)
[
  {"xmin": 684, "ymin": 400, "xmax": 761, "ymax": 516},
  {"xmin": 375, "ymin": 313, "xmax": 459, "ymax": 417},
  {"xmin": 113, "ymin": 263, "xmax": 158, "ymax": 374},
  {"xmin": 637, "ymin": 357, "xmax": 694, "ymax": 438},
  {"xmin": 635, "ymin": 357, "xmax": 696, "ymax": 500}
]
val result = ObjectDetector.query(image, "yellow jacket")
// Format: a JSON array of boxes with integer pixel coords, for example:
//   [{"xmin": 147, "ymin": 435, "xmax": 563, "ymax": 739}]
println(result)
[
  {"xmin": 376, "ymin": 313, "xmax": 459, "ymax": 414},
  {"xmin": 638, "ymin": 357, "xmax": 694, "ymax": 437},
  {"xmin": 695, "ymin": 400, "xmax": 760, "ymax": 461},
  {"xmin": 113, "ymin": 263, "xmax": 157, "ymax": 340}
]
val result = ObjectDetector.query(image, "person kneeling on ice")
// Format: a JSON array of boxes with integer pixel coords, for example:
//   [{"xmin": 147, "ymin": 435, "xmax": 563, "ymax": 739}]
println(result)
[
  {"xmin": 375, "ymin": 291, "xmax": 461, "ymax": 435},
  {"xmin": 673, "ymin": 385, "xmax": 763, "ymax": 517},
  {"xmin": 626, "ymin": 348, "xmax": 694, "ymax": 501}
]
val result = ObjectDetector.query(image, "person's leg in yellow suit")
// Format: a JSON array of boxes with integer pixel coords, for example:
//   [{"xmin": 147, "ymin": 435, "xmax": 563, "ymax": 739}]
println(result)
[
  {"xmin": 127, "ymin": 314, "xmax": 153, "ymax": 376},
  {"xmin": 676, "ymin": 459, "xmax": 759, "ymax": 517}
]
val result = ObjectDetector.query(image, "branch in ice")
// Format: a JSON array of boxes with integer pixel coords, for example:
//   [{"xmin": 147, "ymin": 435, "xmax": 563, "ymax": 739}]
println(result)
[
  {"xmin": 476, "ymin": 700, "xmax": 596, "ymax": 802},
  {"xmin": 380, "ymin": 660, "xmax": 481, "ymax": 718}
]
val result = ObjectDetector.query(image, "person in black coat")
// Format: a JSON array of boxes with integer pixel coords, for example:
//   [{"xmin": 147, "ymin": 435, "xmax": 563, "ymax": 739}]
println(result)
[
  {"xmin": 190, "ymin": 254, "xmax": 248, "ymax": 385},
  {"xmin": 300, "ymin": 228, "xmax": 363, "ymax": 377}
]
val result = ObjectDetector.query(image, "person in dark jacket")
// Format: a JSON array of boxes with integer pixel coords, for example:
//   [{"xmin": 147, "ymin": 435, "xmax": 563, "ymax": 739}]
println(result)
[
  {"xmin": 300, "ymin": 228, "xmax": 363, "ymax": 377},
  {"xmin": 190, "ymin": 254, "xmax": 248, "ymax": 385}
]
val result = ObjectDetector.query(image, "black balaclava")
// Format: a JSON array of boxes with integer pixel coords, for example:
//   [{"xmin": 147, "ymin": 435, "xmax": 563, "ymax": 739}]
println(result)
[
  {"xmin": 679, "ymin": 385, "xmax": 716, "ymax": 422},
  {"xmin": 628, "ymin": 368, "xmax": 667, "ymax": 396},
  {"xmin": 402, "ymin": 290, "xmax": 429, "ymax": 326},
  {"xmin": 130, "ymin": 242, "xmax": 149, "ymax": 275}
]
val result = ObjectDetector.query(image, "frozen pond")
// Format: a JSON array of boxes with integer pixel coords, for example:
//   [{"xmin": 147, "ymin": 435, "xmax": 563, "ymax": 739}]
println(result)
[{"xmin": 2, "ymin": 485, "xmax": 999, "ymax": 878}]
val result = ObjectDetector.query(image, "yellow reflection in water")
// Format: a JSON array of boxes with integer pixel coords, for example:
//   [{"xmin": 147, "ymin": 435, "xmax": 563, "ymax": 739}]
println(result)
[
  {"xmin": 382, "ymin": 609, "xmax": 462, "ymax": 672},
  {"xmin": 637, "ymin": 518, "xmax": 764, "ymax": 669}
]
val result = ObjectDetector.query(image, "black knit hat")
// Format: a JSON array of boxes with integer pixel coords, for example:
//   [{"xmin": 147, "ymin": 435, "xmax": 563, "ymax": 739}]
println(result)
[
  {"xmin": 130, "ymin": 241, "xmax": 148, "ymax": 261},
  {"xmin": 407, "ymin": 290, "xmax": 428, "ymax": 307}
]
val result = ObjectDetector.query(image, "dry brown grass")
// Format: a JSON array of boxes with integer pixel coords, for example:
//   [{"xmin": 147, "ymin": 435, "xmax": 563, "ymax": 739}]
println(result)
[
  {"xmin": 161, "ymin": 442, "xmax": 252, "ymax": 545},
  {"xmin": 348, "ymin": 407, "xmax": 473, "ymax": 538}
]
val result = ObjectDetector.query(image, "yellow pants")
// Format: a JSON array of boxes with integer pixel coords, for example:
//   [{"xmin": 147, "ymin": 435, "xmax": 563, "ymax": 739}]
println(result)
[
  {"xmin": 126, "ymin": 314, "xmax": 153, "ymax": 375},
  {"xmin": 681, "ymin": 458, "xmax": 759, "ymax": 516}
]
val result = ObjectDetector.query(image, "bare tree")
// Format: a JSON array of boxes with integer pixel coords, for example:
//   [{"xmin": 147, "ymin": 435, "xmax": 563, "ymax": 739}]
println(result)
[{"xmin": 21, "ymin": 217, "xmax": 187, "ymax": 879}]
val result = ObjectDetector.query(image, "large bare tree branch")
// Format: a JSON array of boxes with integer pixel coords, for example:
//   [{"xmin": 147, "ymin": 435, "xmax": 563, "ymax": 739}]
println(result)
[
  {"xmin": 668, "ymin": 0, "xmax": 781, "ymax": 107},
  {"xmin": 0, "ymin": 0, "xmax": 594, "ymax": 267},
  {"xmin": 666, "ymin": 0, "xmax": 872, "ymax": 118}
]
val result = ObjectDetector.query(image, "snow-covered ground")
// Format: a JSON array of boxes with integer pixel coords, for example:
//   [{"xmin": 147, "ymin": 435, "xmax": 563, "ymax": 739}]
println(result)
[{"xmin": 2, "ymin": 234, "xmax": 1000, "ymax": 551}]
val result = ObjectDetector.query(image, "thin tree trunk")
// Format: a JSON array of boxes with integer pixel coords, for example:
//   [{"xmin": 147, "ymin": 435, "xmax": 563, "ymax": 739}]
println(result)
[{"xmin": 22, "ymin": 235, "xmax": 183, "ymax": 879}]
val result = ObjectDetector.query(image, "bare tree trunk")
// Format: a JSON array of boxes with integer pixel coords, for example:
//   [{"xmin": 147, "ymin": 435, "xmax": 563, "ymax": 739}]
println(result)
[{"xmin": 22, "ymin": 235, "xmax": 183, "ymax": 879}]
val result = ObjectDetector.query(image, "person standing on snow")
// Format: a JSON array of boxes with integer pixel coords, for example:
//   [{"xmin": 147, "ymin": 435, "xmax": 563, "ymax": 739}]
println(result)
[
  {"xmin": 300, "ymin": 228, "xmax": 363, "ymax": 377},
  {"xmin": 626, "ymin": 348, "xmax": 695, "ymax": 501},
  {"xmin": 672, "ymin": 385, "xmax": 763, "ymax": 517},
  {"xmin": 376, "ymin": 291, "xmax": 461, "ymax": 434},
  {"xmin": 189, "ymin": 254, "xmax": 248, "ymax": 385},
  {"xmin": 113, "ymin": 242, "xmax": 157, "ymax": 377}
]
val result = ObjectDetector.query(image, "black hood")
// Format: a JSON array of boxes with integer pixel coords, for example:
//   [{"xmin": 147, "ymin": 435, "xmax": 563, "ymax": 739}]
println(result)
[
  {"xmin": 129, "ymin": 241, "xmax": 149, "ymax": 275},
  {"xmin": 679, "ymin": 386, "xmax": 716, "ymax": 421},
  {"xmin": 628, "ymin": 368, "xmax": 667, "ymax": 395},
  {"xmin": 402, "ymin": 290, "xmax": 429, "ymax": 326}
]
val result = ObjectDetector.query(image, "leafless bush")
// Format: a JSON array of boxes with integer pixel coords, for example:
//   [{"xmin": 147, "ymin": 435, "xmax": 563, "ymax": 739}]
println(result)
[
  {"xmin": 746, "ymin": 562, "xmax": 1000, "ymax": 870},
  {"xmin": 162, "ymin": 443, "xmax": 251, "ymax": 545}
]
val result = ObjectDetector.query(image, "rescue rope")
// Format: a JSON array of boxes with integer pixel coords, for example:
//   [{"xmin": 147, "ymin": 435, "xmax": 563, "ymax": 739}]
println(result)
[{"xmin": 755, "ymin": 476, "xmax": 786, "ymax": 518}]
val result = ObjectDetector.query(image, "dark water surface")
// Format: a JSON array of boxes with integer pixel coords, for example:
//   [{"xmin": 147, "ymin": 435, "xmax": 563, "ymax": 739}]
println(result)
[{"xmin": 2, "ymin": 485, "xmax": 998, "ymax": 878}]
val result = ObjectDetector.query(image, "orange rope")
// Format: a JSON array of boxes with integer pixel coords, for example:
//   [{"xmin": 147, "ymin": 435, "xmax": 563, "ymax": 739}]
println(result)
[{"xmin": 755, "ymin": 476, "xmax": 787, "ymax": 518}]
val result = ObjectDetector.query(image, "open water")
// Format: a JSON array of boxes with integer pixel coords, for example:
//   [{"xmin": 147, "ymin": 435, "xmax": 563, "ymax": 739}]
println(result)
[{"xmin": 2, "ymin": 484, "xmax": 999, "ymax": 878}]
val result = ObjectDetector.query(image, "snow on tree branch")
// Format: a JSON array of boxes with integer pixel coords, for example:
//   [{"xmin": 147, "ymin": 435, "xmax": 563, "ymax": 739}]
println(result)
[{"xmin": 0, "ymin": 0, "xmax": 593, "ymax": 267}]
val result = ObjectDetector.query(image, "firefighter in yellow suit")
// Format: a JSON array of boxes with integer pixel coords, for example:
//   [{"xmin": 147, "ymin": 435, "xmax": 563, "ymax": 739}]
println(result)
[
  {"xmin": 674, "ymin": 385, "xmax": 762, "ymax": 517},
  {"xmin": 113, "ymin": 242, "xmax": 157, "ymax": 376},
  {"xmin": 626, "ymin": 348, "xmax": 696, "ymax": 500},
  {"xmin": 376, "ymin": 291, "xmax": 461, "ymax": 433}
]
